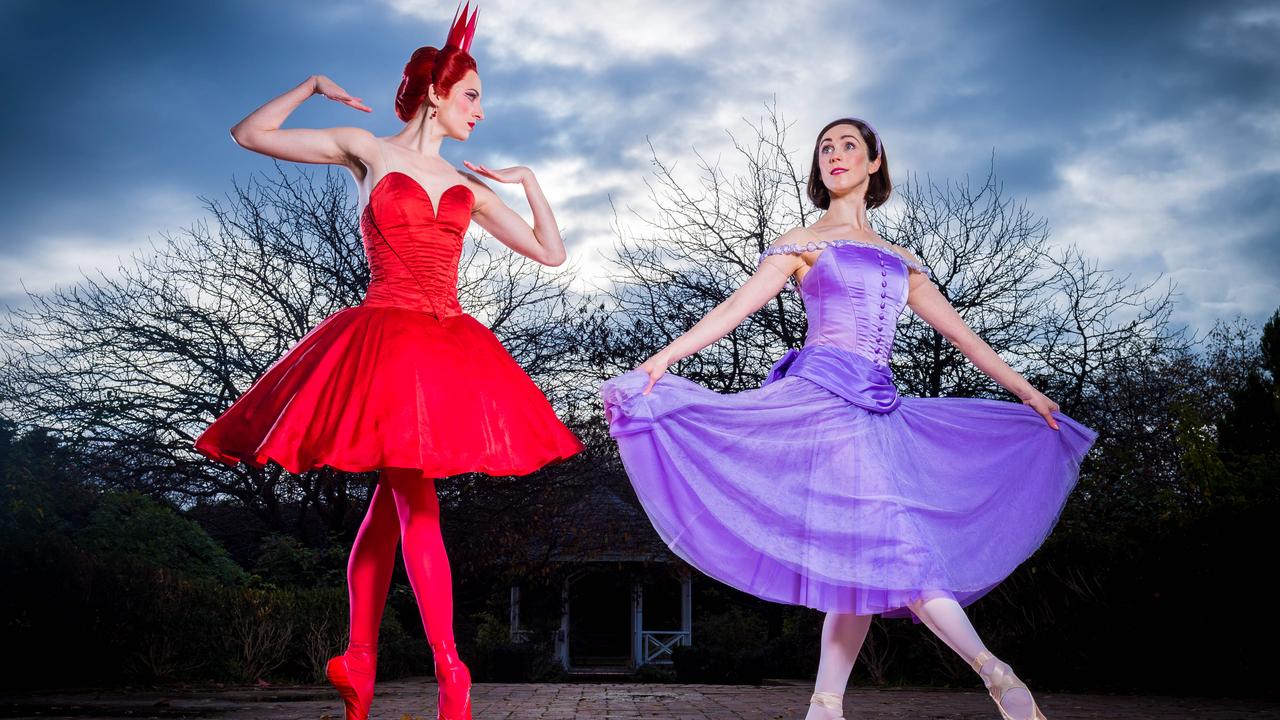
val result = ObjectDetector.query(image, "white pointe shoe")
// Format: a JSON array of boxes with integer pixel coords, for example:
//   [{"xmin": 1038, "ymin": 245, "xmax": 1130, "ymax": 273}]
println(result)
[
  {"xmin": 971, "ymin": 651, "xmax": 1047, "ymax": 720},
  {"xmin": 809, "ymin": 691, "xmax": 845, "ymax": 720}
]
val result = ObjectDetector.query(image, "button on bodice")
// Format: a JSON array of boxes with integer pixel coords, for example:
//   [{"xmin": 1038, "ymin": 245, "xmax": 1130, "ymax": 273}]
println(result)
[{"xmin": 796, "ymin": 243, "xmax": 914, "ymax": 367}]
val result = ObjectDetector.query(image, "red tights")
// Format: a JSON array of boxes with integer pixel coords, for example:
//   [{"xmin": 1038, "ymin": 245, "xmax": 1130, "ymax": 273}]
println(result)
[
  {"xmin": 343, "ymin": 467, "xmax": 455, "ymax": 667},
  {"xmin": 328, "ymin": 468, "xmax": 470, "ymax": 720}
]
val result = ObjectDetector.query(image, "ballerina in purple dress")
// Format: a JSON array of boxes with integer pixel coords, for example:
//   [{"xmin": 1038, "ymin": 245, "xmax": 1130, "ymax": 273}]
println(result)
[{"xmin": 600, "ymin": 117, "xmax": 1095, "ymax": 720}]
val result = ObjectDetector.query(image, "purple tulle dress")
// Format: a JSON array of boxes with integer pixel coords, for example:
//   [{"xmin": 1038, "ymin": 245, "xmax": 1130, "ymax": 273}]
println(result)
[{"xmin": 600, "ymin": 239, "xmax": 1097, "ymax": 617}]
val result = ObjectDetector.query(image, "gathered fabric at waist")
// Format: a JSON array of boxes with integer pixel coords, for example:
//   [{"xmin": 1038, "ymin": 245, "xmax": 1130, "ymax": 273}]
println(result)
[
  {"xmin": 361, "ymin": 280, "xmax": 463, "ymax": 318},
  {"xmin": 762, "ymin": 344, "xmax": 899, "ymax": 413}
]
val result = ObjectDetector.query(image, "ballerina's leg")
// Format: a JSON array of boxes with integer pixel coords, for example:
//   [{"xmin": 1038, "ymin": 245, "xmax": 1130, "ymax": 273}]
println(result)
[
  {"xmin": 345, "ymin": 480, "xmax": 401, "ymax": 666},
  {"xmin": 327, "ymin": 477, "xmax": 401, "ymax": 719},
  {"xmin": 384, "ymin": 468, "xmax": 472, "ymax": 719},
  {"xmin": 909, "ymin": 593, "xmax": 1038, "ymax": 720},
  {"xmin": 805, "ymin": 612, "xmax": 872, "ymax": 720},
  {"xmin": 383, "ymin": 468, "xmax": 456, "ymax": 647}
]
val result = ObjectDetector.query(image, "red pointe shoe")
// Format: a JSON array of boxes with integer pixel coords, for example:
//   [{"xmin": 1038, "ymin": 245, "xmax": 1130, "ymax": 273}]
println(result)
[
  {"xmin": 431, "ymin": 641, "xmax": 472, "ymax": 720},
  {"xmin": 326, "ymin": 650, "xmax": 375, "ymax": 720}
]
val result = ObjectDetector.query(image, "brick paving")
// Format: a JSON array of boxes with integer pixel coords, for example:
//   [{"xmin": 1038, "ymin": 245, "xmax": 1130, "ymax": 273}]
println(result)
[{"xmin": 3, "ymin": 679, "xmax": 1278, "ymax": 719}]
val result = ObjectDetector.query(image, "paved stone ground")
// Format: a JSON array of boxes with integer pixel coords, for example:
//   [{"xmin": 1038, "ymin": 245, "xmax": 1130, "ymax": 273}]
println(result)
[{"xmin": 3, "ymin": 679, "xmax": 1278, "ymax": 719}]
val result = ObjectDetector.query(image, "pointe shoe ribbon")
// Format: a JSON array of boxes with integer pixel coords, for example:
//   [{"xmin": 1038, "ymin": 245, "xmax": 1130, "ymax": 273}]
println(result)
[
  {"xmin": 809, "ymin": 691, "xmax": 845, "ymax": 720},
  {"xmin": 971, "ymin": 651, "xmax": 1048, "ymax": 720}
]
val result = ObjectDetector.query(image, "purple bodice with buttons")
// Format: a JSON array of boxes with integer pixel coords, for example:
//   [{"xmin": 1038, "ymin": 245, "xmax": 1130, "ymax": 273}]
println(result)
[{"xmin": 758, "ymin": 239, "xmax": 931, "ymax": 413}]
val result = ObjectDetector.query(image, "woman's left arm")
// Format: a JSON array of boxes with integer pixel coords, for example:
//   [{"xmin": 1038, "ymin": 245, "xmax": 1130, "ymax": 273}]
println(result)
[
  {"xmin": 904, "ymin": 267, "xmax": 1062, "ymax": 429},
  {"xmin": 463, "ymin": 162, "xmax": 567, "ymax": 266}
]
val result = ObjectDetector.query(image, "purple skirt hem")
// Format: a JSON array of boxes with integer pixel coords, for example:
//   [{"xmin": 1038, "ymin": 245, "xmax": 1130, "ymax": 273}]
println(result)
[{"xmin": 603, "ymin": 368, "xmax": 1095, "ymax": 617}]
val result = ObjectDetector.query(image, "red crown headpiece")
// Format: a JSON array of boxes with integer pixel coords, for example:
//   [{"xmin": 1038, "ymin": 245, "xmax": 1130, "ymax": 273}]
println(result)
[{"xmin": 444, "ymin": 1, "xmax": 479, "ymax": 53}]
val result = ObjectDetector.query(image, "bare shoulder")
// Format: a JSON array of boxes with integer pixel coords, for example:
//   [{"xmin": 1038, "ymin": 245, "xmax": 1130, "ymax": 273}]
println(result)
[
  {"xmin": 326, "ymin": 127, "xmax": 380, "ymax": 166},
  {"xmin": 458, "ymin": 169, "xmax": 499, "ymax": 212},
  {"xmin": 880, "ymin": 241, "xmax": 932, "ymax": 278},
  {"xmin": 756, "ymin": 228, "xmax": 811, "ymax": 278},
  {"xmin": 765, "ymin": 227, "xmax": 816, "ymax": 252},
  {"xmin": 459, "ymin": 168, "xmax": 492, "ymax": 192},
  {"xmin": 459, "ymin": 169, "xmax": 494, "ymax": 194},
  {"xmin": 885, "ymin": 242, "xmax": 922, "ymax": 266}
]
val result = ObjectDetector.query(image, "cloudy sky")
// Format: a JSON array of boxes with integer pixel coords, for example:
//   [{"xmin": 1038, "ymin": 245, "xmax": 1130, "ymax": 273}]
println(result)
[{"xmin": 2, "ymin": 0, "xmax": 1276, "ymax": 333}]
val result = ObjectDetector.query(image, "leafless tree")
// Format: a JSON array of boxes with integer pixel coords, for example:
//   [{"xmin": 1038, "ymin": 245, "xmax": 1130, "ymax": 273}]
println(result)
[
  {"xmin": 0, "ymin": 166, "xmax": 594, "ymax": 537},
  {"xmin": 591, "ymin": 107, "xmax": 815, "ymax": 393},
  {"xmin": 594, "ymin": 106, "xmax": 1180, "ymax": 422},
  {"xmin": 879, "ymin": 169, "xmax": 1057, "ymax": 399}
]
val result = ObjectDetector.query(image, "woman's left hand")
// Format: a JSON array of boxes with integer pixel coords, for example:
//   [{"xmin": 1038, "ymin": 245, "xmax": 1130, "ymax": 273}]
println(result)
[
  {"xmin": 463, "ymin": 161, "xmax": 530, "ymax": 184},
  {"xmin": 1022, "ymin": 389, "xmax": 1061, "ymax": 430}
]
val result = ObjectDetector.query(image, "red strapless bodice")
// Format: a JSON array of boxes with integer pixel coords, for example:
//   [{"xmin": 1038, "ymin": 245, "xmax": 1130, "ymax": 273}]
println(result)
[
  {"xmin": 195, "ymin": 169, "xmax": 584, "ymax": 477},
  {"xmin": 359, "ymin": 172, "xmax": 474, "ymax": 317}
]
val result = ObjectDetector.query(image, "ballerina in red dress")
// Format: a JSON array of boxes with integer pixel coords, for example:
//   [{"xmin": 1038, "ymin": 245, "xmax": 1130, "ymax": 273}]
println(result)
[{"xmin": 194, "ymin": 5, "xmax": 582, "ymax": 719}]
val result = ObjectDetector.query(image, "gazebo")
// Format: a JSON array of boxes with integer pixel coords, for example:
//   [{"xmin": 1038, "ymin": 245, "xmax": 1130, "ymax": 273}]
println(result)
[{"xmin": 507, "ymin": 483, "xmax": 692, "ymax": 672}]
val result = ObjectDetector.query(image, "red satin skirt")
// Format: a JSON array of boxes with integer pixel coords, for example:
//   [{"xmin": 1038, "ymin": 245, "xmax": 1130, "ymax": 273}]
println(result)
[{"xmin": 195, "ymin": 306, "xmax": 583, "ymax": 476}]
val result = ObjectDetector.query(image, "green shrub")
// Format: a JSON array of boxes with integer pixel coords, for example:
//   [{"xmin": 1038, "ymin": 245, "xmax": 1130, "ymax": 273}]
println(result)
[
  {"xmin": 673, "ymin": 607, "xmax": 766, "ymax": 684},
  {"xmin": 79, "ymin": 491, "xmax": 247, "ymax": 586},
  {"xmin": 253, "ymin": 534, "xmax": 345, "ymax": 588},
  {"xmin": 465, "ymin": 611, "xmax": 562, "ymax": 682}
]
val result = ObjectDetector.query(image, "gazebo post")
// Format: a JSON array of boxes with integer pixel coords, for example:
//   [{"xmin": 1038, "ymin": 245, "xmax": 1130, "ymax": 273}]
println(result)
[
  {"xmin": 631, "ymin": 580, "xmax": 644, "ymax": 668},
  {"xmin": 681, "ymin": 569, "xmax": 692, "ymax": 647},
  {"xmin": 556, "ymin": 575, "xmax": 571, "ymax": 669},
  {"xmin": 509, "ymin": 584, "xmax": 521, "ymax": 642}
]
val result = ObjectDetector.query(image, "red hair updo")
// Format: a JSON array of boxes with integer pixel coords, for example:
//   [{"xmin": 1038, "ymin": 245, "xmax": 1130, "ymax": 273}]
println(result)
[{"xmin": 394, "ymin": 45, "xmax": 478, "ymax": 122}]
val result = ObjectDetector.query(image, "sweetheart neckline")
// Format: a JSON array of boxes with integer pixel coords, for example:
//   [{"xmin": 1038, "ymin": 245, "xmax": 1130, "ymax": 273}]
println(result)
[{"xmin": 364, "ymin": 171, "xmax": 474, "ymax": 220}]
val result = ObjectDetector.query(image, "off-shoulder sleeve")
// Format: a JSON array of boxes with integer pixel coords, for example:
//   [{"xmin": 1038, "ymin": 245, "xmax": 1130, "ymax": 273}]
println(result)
[
  {"xmin": 756, "ymin": 239, "xmax": 931, "ymax": 290},
  {"xmin": 897, "ymin": 252, "xmax": 933, "ymax": 279},
  {"xmin": 755, "ymin": 244, "xmax": 806, "ymax": 292}
]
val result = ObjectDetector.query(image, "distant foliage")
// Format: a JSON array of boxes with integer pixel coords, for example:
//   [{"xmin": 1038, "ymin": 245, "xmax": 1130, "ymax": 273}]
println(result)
[
  {"xmin": 0, "ymin": 421, "xmax": 429, "ymax": 687},
  {"xmin": 78, "ymin": 490, "xmax": 247, "ymax": 585}
]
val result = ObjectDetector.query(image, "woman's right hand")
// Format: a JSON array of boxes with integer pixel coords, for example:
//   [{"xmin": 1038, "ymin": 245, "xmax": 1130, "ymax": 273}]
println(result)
[
  {"xmin": 638, "ymin": 348, "xmax": 676, "ymax": 395},
  {"xmin": 314, "ymin": 75, "xmax": 372, "ymax": 113},
  {"xmin": 229, "ymin": 76, "xmax": 377, "ymax": 166}
]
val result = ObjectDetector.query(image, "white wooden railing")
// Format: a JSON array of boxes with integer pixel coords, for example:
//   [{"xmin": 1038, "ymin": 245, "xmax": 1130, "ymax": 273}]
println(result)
[{"xmin": 641, "ymin": 630, "xmax": 690, "ymax": 665}]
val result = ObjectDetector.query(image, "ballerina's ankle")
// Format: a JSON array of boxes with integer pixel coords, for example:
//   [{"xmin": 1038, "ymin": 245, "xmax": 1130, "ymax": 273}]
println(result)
[
  {"xmin": 809, "ymin": 691, "xmax": 845, "ymax": 720},
  {"xmin": 430, "ymin": 640, "xmax": 465, "ymax": 665},
  {"xmin": 971, "ymin": 652, "xmax": 1042, "ymax": 720},
  {"xmin": 430, "ymin": 640, "xmax": 471, "ymax": 720},
  {"xmin": 344, "ymin": 643, "xmax": 378, "ymax": 674},
  {"xmin": 972, "ymin": 651, "xmax": 1020, "ymax": 686}
]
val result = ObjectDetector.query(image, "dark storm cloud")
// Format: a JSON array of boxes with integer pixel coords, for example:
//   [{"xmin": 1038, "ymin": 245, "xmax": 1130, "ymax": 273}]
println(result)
[
  {"xmin": 1, "ymin": 0, "xmax": 1276, "ymax": 329},
  {"xmin": 827, "ymin": 0, "xmax": 1279, "ymax": 330},
  {"xmin": 858, "ymin": 0, "xmax": 1279, "ymax": 196}
]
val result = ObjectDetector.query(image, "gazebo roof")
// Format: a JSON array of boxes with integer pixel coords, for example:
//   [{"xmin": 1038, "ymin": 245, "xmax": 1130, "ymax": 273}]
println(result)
[{"xmin": 543, "ymin": 481, "xmax": 674, "ymax": 563}]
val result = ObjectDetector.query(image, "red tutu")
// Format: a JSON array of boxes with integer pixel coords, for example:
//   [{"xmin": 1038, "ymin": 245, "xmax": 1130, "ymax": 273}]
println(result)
[{"xmin": 195, "ymin": 169, "xmax": 583, "ymax": 476}]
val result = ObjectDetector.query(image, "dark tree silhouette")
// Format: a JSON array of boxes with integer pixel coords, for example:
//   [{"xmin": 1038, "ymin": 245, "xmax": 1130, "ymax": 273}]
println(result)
[
  {"xmin": 0, "ymin": 166, "xmax": 595, "ymax": 539},
  {"xmin": 592, "ymin": 106, "xmax": 1180, "ymax": 424}
]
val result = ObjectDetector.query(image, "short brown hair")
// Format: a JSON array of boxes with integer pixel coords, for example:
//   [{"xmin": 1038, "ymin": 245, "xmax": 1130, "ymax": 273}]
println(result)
[{"xmin": 807, "ymin": 118, "xmax": 891, "ymax": 210}]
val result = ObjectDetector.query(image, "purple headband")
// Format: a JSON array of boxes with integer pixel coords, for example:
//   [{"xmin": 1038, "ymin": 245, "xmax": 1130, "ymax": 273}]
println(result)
[{"xmin": 848, "ymin": 117, "xmax": 883, "ymax": 157}]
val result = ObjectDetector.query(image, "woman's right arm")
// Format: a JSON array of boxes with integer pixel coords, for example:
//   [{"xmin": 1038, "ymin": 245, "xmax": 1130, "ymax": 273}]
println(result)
[
  {"xmin": 637, "ymin": 232, "xmax": 806, "ymax": 394},
  {"xmin": 229, "ymin": 75, "xmax": 375, "ymax": 168}
]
